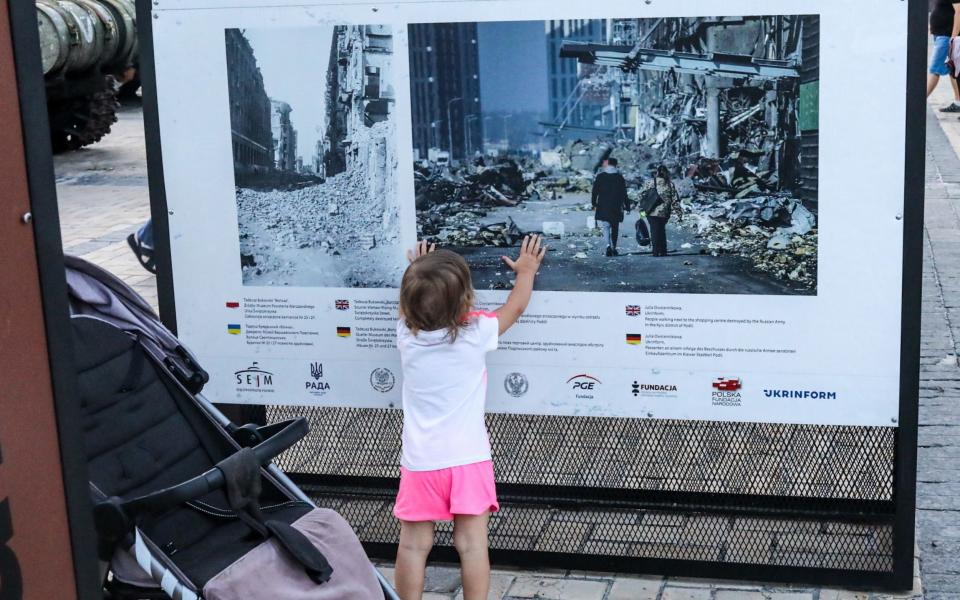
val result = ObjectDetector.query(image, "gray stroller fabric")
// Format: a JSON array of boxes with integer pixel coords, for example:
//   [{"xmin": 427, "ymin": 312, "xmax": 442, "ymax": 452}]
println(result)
[
  {"xmin": 65, "ymin": 254, "xmax": 208, "ymax": 392},
  {"xmin": 65, "ymin": 254, "xmax": 171, "ymax": 343},
  {"xmin": 203, "ymin": 508, "xmax": 383, "ymax": 600}
]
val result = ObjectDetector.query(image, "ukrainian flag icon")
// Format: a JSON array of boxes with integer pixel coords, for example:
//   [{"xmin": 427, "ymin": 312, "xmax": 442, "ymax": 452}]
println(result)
[{"xmin": 227, "ymin": 324, "xmax": 241, "ymax": 335}]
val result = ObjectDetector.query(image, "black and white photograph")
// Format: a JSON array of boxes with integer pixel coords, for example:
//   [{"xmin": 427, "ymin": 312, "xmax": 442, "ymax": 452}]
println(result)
[
  {"xmin": 226, "ymin": 25, "xmax": 403, "ymax": 287},
  {"xmin": 410, "ymin": 16, "xmax": 819, "ymax": 295}
]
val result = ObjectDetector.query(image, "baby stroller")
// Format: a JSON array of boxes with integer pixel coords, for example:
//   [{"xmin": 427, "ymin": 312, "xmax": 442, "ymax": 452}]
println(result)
[{"xmin": 65, "ymin": 256, "xmax": 399, "ymax": 599}]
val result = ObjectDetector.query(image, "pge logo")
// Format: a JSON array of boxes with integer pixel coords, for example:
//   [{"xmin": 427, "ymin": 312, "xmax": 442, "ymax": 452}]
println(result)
[{"xmin": 567, "ymin": 374, "xmax": 601, "ymax": 399}]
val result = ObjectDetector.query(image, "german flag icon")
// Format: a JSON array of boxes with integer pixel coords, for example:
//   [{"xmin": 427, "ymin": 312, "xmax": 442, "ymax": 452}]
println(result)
[
  {"xmin": 337, "ymin": 326, "xmax": 352, "ymax": 338},
  {"xmin": 626, "ymin": 333, "xmax": 642, "ymax": 345}
]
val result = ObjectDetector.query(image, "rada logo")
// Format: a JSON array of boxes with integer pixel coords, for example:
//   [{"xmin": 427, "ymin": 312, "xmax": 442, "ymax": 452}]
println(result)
[
  {"xmin": 504, "ymin": 372, "xmax": 529, "ymax": 397},
  {"xmin": 370, "ymin": 368, "xmax": 396, "ymax": 393},
  {"xmin": 712, "ymin": 377, "xmax": 742, "ymax": 407},
  {"xmin": 306, "ymin": 362, "xmax": 330, "ymax": 396},
  {"xmin": 235, "ymin": 362, "xmax": 274, "ymax": 392}
]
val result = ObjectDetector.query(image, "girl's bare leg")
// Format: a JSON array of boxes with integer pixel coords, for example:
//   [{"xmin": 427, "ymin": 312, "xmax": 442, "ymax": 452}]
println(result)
[
  {"xmin": 453, "ymin": 513, "xmax": 490, "ymax": 600},
  {"xmin": 396, "ymin": 520, "xmax": 435, "ymax": 600}
]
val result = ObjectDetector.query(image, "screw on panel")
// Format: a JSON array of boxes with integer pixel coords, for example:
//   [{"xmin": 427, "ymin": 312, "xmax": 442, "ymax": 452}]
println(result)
[
  {"xmin": 896, "ymin": 213, "xmax": 903, "ymax": 220},
  {"xmin": 20, "ymin": 212, "xmax": 32, "ymax": 224}
]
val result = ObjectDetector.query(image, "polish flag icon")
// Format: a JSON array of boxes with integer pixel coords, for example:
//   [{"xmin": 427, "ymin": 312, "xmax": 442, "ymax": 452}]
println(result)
[{"xmin": 226, "ymin": 301, "xmax": 240, "ymax": 308}]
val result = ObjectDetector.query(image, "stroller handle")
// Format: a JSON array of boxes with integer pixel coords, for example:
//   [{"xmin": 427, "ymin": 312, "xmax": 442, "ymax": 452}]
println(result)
[{"xmin": 93, "ymin": 417, "xmax": 309, "ymax": 546}]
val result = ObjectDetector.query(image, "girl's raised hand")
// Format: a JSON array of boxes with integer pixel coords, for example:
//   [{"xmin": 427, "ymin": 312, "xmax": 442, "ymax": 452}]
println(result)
[
  {"xmin": 502, "ymin": 234, "xmax": 546, "ymax": 276},
  {"xmin": 406, "ymin": 240, "xmax": 436, "ymax": 263}
]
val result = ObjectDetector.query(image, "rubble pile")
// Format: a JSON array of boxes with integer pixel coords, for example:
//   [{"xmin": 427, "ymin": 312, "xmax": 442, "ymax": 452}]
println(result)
[
  {"xmin": 415, "ymin": 158, "xmax": 530, "ymax": 209},
  {"xmin": 415, "ymin": 158, "xmax": 544, "ymax": 246},
  {"xmin": 636, "ymin": 84, "xmax": 784, "ymax": 175},
  {"xmin": 684, "ymin": 192, "xmax": 817, "ymax": 288},
  {"xmin": 237, "ymin": 161, "xmax": 401, "ymax": 284}
]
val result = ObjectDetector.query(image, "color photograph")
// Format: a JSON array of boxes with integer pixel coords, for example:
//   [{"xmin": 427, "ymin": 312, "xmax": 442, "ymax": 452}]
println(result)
[{"xmin": 410, "ymin": 16, "xmax": 819, "ymax": 294}]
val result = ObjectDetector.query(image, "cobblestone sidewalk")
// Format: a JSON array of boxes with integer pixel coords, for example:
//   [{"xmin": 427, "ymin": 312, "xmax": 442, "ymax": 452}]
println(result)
[{"xmin": 54, "ymin": 107, "xmax": 935, "ymax": 599}]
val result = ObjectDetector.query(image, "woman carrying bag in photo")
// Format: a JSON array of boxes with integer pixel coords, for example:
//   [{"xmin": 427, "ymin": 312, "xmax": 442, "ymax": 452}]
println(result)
[{"xmin": 638, "ymin": 165, "xmax": 683, "ymax": 257}]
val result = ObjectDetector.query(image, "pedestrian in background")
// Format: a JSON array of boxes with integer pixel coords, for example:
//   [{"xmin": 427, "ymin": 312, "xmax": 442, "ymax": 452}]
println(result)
[
  {"xmin": 928, "ymin": 0, "xmax": 960, "ymax": 107},
  {"xmin": 127, "ymin": 218, "xmax": 156, "ymax": 274},
  {"xmin": 641, "ymin": 165, "xmax": 683, "ymax": 257},
  {"xmin": 591, "ymin": 157, "xmax": 630, "ymax": 257}
]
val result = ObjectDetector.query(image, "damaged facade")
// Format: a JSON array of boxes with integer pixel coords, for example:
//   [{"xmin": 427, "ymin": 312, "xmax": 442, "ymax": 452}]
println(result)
[
  {"xmin": 271, "ymin": 100, "xmax": 297, "ymax": 172},
  {"xmin": 558, "ymin": 16, "xmax": 820, "ymax": 288},
  {"xmin": 225, "ymin": 29, "xmax": 273, "ymax": 173},
  {"xmin": 233, "ymin": 24, "xmax": 402, "ymax": 287}
]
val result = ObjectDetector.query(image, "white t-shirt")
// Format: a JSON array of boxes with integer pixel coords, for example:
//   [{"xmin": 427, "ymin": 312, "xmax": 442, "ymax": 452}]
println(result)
[{"xmin": 396, "ymin": 311, "xmax": 499, "ymax": 471}]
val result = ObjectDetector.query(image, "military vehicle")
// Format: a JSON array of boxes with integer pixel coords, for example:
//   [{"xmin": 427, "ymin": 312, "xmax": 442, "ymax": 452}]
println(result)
[{"xmin": 35, "ymin": 0, "xmax": 138, "ymax": 152}]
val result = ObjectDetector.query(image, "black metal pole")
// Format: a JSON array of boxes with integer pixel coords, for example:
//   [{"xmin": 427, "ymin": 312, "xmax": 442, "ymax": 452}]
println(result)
[
  {"xmin": 891, "ymin": 0, "xmax": 928, "ymax": 590},
  {"xmin": 136, "ymin": 0, "xmax": 178, "ymax": 333}
]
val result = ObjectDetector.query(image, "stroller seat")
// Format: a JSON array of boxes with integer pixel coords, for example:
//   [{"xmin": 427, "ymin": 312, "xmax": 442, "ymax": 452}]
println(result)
[{"xmin": 72, "ymin": 315, "xmax": 386, "ymax": 599}]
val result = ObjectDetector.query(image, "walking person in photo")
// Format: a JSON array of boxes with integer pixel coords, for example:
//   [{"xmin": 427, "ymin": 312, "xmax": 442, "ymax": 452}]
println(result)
[
  {"xmin": 591, "ymin": 157, "xmax": 630, "ymax": 257},
  {"xmin": 928, "ymin": 0, "xmax": 960, "ymax": 105},
  {"xmin": 393, "ymin": 236, "xmax": 546, "ymax": 600},
  {"xmin": 641, "ymin": 165, "xmax": 683, "ymax": 257}
]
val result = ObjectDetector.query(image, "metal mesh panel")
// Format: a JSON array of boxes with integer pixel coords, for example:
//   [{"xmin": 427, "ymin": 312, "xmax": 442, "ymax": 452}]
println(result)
[{"xmin": 268, "ymin": 406, "xmax": 896, "ymax": 572}]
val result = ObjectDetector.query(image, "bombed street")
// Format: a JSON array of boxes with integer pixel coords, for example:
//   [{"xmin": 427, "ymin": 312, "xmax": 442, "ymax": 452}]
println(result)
[
  {"xmin": 411, "ymin": 16, "xmax": 819, "ymax": 296},
  {"xmin": 429, "ymin": 189, "xmax": 807, "ymax": 294}
]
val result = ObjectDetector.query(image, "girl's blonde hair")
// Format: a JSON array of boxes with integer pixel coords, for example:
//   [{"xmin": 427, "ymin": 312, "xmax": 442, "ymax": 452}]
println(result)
[{"xmin": 400, "ymin": 250, "xmax": 475, "ymax": 341}]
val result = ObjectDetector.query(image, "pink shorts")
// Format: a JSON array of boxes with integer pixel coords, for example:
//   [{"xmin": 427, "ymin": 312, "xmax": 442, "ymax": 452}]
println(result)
[{"xmin": 393, "ymin": 460, "xmax": 499, "ymax": 522}]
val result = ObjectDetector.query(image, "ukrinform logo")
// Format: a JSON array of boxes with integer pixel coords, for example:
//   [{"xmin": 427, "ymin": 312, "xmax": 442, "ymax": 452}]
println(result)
[{"xmin": 764, "ymin": 389, "xmax": 837, "ymax": 399}]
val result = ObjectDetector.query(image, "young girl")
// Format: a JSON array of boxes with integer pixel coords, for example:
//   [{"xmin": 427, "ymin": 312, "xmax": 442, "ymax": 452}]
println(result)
[{"xmin": 394, "ymin": 235, "xmax": 546, "ymax": 600}]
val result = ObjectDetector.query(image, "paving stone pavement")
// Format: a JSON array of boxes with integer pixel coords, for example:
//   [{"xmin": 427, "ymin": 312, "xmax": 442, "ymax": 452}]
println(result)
[
  {"xmin": 54, "ymin": 106, "xmax": 948, "ymax": 598},
  {"xmin": 918, "ymin": 82, "xmax": 960, "ymax": 600},
  {"xmin": 55, "ymin": 105, "xmax": 158, "ymax": 309}
]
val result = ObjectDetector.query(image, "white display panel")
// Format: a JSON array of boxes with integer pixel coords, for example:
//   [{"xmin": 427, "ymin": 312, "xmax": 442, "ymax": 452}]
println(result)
[{"xmin": 150, "ymin": 0, "xmax": 908, "ymax": 426}]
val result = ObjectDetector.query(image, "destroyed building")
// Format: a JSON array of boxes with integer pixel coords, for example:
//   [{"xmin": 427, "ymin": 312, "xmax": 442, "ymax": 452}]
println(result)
[
  {"xmin": 225, "ymin": 29, "xmax": 273, "ymax": 173},
  {"xmin": 271, "ymin": 100, "xmax": 297, "ymax": 172},
  {"xmin": 412, "ymin": 16, "xmax": 819, "ymax": 293},
  {"xmin": 408, "ymin": 22, "xmax": 483, "ymax": 161},
  {"xmin": 325, "ymin": 25, "xmax": 396, "ymax": 177},
  {"xmin": 559, "ymin": 16, "xmax": 819, "ymax": 201}
]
